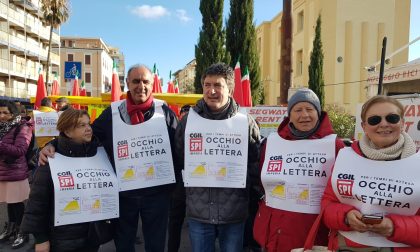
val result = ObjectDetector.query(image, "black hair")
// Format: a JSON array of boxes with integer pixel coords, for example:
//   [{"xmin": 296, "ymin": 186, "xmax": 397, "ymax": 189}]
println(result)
[
  {"xmin": 0, "ymin": 100, "xmax": 19, "ymax": 117},
  {"xmin": 41, "ymin": 97, "xmax": 52, "ymax": 107}
]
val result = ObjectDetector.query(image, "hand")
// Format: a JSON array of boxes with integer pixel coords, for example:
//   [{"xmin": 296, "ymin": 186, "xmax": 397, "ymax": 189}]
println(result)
[
  {"xmin": 35, "ymin": 241, "xmax": 50, "ymax": 252},
  {"xmin": 346, "ymin": 210, "xmax": 369, "ymax": 232},
  {"xmin": 38, "ymin": 144, "xmax": 56, "ymax": 166},
  {"xmin": 368, "ymin": 217, "xmax": 394, "ymax": 237}
]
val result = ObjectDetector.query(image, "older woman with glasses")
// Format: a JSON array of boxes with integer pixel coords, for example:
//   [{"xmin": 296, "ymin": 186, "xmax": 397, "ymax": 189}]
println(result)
[
  {"xmin": 0, "ymin": 100, "xmax": 33, "ymax": 249},
  {"xmin": 322, "ymin": 95, "xmax": 420, "ymax": 251}
]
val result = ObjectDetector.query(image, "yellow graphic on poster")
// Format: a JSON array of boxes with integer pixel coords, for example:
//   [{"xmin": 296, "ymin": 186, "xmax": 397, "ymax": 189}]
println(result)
[
  {"xmin": 37, "ymin": 127, "xmax": 45, "ymax": 134},
  {"xmin": 192, "ymin": 164, "xmax": 206, "ymax": 176},
  {"xmin": 122, "ymin": 167, "xmax": 135, "ymax": 180},
  {"xmin": 146, "ymin": 166, "xmax": 154, "ymax": 176},
  {"xmin": 92, "ymin": 199, "xmax": 101, "ymax": 209},
  {"xmin": 299, "ymin": 189, "xmax": 309, "ymax": 200},
  {"xmin": 271, "ymin": 184, "xmax": 286, "ymax": 198},
  {"xmin": 64, "ymin": 200, "xmax": 80, "ymax": 212},
  {"xmin": 218, "ymin": 167, "xmax": 226, "ymax": 177}
]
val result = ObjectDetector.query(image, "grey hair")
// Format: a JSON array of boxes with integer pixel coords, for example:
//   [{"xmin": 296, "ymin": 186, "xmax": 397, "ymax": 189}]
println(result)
[{"xmin": 126, "ymin": 64, "xmax": 153, "ymax": 79}]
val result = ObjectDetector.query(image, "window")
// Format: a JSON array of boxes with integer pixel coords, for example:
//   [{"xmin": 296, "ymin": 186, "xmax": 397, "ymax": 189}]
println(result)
[
  {"xmin": 61, "ymin": 40, "xmax": 65, "ymax": 47},
  {"xmin": 297, "ymin": 11, "xmax": 304, "ymax": 32},
  {"xmin": 296, "ymin": 50, "xmax": 303, "ymax": 76},
  {"xmin": 85, "ymin": 72, "xmax": 91, "ymax": 83},
  {"xmin": 68, "ymin": 40, "xmax": 73, "ymax": 47},
  {"xmin": 68, "ymin": 54, "xmax": 73, "ymax": 61},
  {"xmin": 258, "ymin": 37, "xmax": 261, "ymax": 52},
  {"xmin": 87, "ymin": 92, "xmax": 91, "ymax": 96},
  {"xmin": 85, "ymin": 54, "xmax": 91, "ymax": 65}
]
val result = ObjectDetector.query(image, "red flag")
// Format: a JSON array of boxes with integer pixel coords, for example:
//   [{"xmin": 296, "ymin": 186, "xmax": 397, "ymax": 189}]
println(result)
[
  {"xmin": 80, "ymin": 80, "xmax": 87, "ymax": 96},
  {"xmin": 241, "ymin": 66, "xmax": 252, "ymax": 107},
  {"xmin": 166, "ymin": 71, "xmax": 179, "ymax": 116},
  {"xmin": 152, "ymin": 63, "xmax": 161, "ymax": 93},
  {"xmin": 51, "ymin": 73, "xmax": 60, "ymax": 96},
  {"xmin": 72, "ymin": 75, "xmax": 80, "ymax": 96},
  {"xmin": 174, "ymin": 79, "xmax": 179, "ymax": 94},
  {"xmin": 233, "ymin": 59, "xmax": 244, "ymax": 106},
  {"xmin": 34, "ymin": 69, "xmax": 47, "ymax": 109},
  {"xmin": 111, "ymin": 62, "xmax": 122, "ymax": 101},
  {"xmin": 167, "ymin": 71, "xmax": 175, "ymax": 93}
]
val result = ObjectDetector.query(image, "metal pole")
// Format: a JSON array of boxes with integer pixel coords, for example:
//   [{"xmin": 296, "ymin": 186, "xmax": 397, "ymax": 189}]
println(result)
[{"xmin": 378, "ymin": 37, "xmax": 387, "ymax": 95}]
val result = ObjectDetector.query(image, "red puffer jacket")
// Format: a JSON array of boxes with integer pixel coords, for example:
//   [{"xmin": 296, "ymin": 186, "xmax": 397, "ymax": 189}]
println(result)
[
  {"xmin": 253, "ymin": 112, "xmax": 345, "ymax": 252},
  {"xmin": 322, "ymin": 141, "xmax": 420, "ymax": 251}
]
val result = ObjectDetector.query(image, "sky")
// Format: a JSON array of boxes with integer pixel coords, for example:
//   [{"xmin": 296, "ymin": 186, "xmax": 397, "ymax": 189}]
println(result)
[{"xmin": 61, "ymin": 1, "xmax": 420, "ymax": 91}]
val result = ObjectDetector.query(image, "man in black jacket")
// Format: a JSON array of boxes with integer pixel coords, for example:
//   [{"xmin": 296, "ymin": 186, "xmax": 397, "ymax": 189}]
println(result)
[
  {"xmin": 39, "ymin": 64, "xmax": 179, "ymax": 252},
  {"xmin": 175, "ymin": 63, "xmax": 261, "ymax": 252}
]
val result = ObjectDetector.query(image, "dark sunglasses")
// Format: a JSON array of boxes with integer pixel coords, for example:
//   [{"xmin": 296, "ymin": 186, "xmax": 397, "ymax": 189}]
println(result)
[{"xmin": 366, "ymin": 114, "xmax": 400, "ymax": 126}]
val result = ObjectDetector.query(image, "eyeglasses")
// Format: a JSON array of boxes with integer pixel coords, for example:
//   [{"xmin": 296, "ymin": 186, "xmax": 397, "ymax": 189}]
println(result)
[{"xmin": 366, "ymin": 114, "xmax": 400, "ymax": 126}]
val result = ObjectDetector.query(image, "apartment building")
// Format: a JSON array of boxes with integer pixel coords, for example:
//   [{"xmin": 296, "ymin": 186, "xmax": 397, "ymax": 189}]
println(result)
[
  {"xmin": 173, "ymin": 59, "xmax": 196, "ymax": 94},
  {"xmin": 0, "ymin": 0, "xmax": 60, "ymax": 100},
  {"xmin": 53, "ymin": 37, "xmax": 119, "ymax": 97},
  {"xmin": 257, "ymin": 0, "xmax": 410, "ymax": 113}
]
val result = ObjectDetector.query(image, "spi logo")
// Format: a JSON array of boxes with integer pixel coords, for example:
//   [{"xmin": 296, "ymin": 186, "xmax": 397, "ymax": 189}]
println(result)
[
  {"xmin": 117, "ymin": 140, "xmax": 129, "ymax": 158},
  {"xmin": 36, "ymin": 117, "xmax": 43, "ymax": 124},
  {"xmin": 189, "ymin": 133, "xmax": 202, "ymax": 153},
  {"xmin": 267, "ymin": 156, "xmax": 283, "ymax": 172},
  {"xmin": 57, "ymin": 171, "xmax": 74, "ymax": 189},
  {"xmin": 337, "ymin": 173, "xmax": 355, "ymax": 196}
]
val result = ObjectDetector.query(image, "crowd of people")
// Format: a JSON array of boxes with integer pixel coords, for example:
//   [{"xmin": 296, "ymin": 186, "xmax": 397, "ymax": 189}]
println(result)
[{"xmin": 0, "ymin": 62, "xmax": 418, "ymax": 252}]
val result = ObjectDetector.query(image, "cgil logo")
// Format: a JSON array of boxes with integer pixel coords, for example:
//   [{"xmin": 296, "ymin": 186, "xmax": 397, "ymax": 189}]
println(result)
[
  {"xmin": 190, "ymin": 133, "xmax": 203, "ymax": 152},
  {"xmin": 117, "ymin": 140, "xmax": 129, "ymax": 158},
  {"xmin": 267, "ymin": 156, "xmax": 283, "ymax": 172},
  {"xmin": 58, "ymin": 171, "xmax": 74, "ymax": 188},
  {"xmin": 336, "ymin": 173, "xmax": 355, "ymax": 197}
]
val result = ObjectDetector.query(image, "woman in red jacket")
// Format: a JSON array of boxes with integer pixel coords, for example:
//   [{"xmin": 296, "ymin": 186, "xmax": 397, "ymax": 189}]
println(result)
[
  {"xmin": 254, "ymin": 88, "xmax": 344, "ymax": 252},
  {"xmin": 322, "ymin": 95, "xmax": 420, "ymax": 251}
]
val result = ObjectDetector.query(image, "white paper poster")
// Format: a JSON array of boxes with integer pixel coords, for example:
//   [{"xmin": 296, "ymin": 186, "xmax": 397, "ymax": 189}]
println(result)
[{"xmin": 49, "ymin": 148, "xmax": 119, "ymax": 226}]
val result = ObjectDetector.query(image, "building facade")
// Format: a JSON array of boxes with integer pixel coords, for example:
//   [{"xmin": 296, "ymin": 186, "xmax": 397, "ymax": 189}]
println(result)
[
  {"xmin": 53, "ymin": 37, "xmax": 119, "ymax": 97},
  {"xmin": 0, "ymin": 0, "xmax": 60, "ymax": 100},
  {"xmin": 174, "ymin": 59, "xmax": 196, "ymax": 94},
  {"xmin": 257, "ymin": 0, "xmax": 411, "ymax": 113},
  {"xmin": 109, "ymin": 45, "xmax": 125, "ymax": 92}
]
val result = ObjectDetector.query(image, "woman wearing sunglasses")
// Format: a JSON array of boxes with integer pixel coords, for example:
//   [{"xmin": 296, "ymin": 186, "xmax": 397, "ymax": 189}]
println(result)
[{"xmin": 322, "ymin": 95, "xmax": 420, "ymax": 251}]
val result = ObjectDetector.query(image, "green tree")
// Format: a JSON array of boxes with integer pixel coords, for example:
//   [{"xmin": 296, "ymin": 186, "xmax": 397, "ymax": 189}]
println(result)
[
  {"xmin": 41, "ymin": 0, "xmax": 69, "ymax": 89},
  {"xmin": 325, "ymin": 104, "xmax": 355, "ymax": 139},
  {"xmin": 194, "ymin": 0, "xmax": 228, "ymax": 93},
  {"xmin": 226, "ymin": 0, "xmax": 262, "ymax": 104},
  {"xmin": 308, "ymin": 15, "xmax": 325, "ymax": 108}
]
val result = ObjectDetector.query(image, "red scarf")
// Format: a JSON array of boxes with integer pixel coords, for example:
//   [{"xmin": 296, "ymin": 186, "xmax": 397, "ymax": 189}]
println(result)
[{"xmin": 126, "ymin": 91, "xmax": 154, "ymax": 125}]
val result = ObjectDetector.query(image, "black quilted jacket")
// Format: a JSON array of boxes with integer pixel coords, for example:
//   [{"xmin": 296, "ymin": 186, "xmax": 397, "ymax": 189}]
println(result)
[{"xmin": 174, "ymin": 98, "xmax": 261, "ymax": 224}]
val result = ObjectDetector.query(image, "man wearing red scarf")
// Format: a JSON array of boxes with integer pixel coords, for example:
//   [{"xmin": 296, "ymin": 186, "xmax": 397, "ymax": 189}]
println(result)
[{"xmin": 39, "ymin": 65, "xmax": 179, "ymax": 252}]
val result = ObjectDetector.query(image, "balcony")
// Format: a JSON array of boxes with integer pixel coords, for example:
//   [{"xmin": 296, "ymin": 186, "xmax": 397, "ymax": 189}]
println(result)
[
  {"xmin": 12, "ymin": 0, "xmax": 39, "ymax": 13},
  {"xmin": 0, "ymin": 1, "xmax": 7, "ymax": 21},
  {"xmin": 0, "ymin": 57, "xmax": 49, "ymax": 82},
  {"xmin": 7, "ymin": 7, "xmax": 25, "ymax": 29}
]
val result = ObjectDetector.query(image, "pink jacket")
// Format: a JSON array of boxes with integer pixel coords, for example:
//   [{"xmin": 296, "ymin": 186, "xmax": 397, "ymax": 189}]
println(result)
[
  {"xmin": 322, "ymin": 141, "xmax": 420, "ymax": 251},
  {"xmin": 0, "ymin": 118, "xmax": 33, "ymax": 181},
  {"xmin": 254, "ymin": 112, "xmax": 344, "ymax": 252}
]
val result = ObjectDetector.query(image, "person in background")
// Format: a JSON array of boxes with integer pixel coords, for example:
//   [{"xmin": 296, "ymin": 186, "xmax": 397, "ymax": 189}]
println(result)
[
  {"xmin": 253, "ymin": 88, "xmax": 345, "ymax": 252},
  {"xmin": 179, "ymin": 104, "xmax": 191, "ymax": 119},
  {"xmin": 56, "ymin": 97, "xmax": 70, "ymax": 111},
  {"xmin": 36, "ymin": 97, "xmax": 57, "ymax": 148},
  {"xmin": 167, "ymin": 104, "xmax": 191, "ymax": 252},
  {"xmin": 22, "ymin": 109, "xmax": 102, "ymax": 252},
  {"xmin": 0, "ymin": 100, "xmax": 33, "ymax": 249},
  {"xmin": 322, "ymin": 95, "xmax": 420, "ymax": 251},
  {"xmin": 19, "ymin": 105, "xmax": 27, "ymax": 117},
  {"xmin": 175, "ymin": 63, "xmax": 261, "ymax": 252}
]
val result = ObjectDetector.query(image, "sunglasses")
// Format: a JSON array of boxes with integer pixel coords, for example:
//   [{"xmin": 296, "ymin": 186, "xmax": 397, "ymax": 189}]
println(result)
[{"xmin": 366, "ymin": 114, "xmax": 400, "ymax": 126}]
